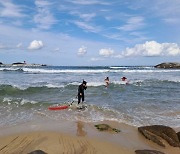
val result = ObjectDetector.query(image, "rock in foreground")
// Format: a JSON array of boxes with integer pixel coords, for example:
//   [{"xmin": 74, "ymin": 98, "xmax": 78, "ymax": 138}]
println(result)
[
  {"xmin": 135, "ymin": 149, "xmax": 165, "ymax": 154},
  {"xmin": 95, "ymin": 124, "xmax": 120, "ymax": 133},
  {"xmin": 177, "ymin": 132, "xmax": 180, "ymax": 142},
  {"xmin": 138, "ymin": 125, "xmax": 180, "ymax": 147},
  {"xmin": 28, "ymin": 150, "xmax": 47, "ymax": 154}
]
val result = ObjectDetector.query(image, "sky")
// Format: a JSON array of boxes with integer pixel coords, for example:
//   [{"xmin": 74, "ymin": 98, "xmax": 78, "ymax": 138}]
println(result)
[{"xmin": 0, "ymin": 0, "xmax": 180, "ymax": 66}]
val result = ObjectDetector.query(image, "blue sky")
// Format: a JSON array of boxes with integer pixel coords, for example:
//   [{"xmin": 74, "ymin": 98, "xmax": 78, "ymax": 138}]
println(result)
[{"xmin": 0, "ymin": 0, "xmax": 180, "ymax": 66}]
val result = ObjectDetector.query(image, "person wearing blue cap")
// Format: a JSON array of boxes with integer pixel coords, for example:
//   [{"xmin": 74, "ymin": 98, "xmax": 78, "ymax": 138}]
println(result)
[{"xmin": 78, "ymin": 80, "xmax": 87, "ymax": 104}]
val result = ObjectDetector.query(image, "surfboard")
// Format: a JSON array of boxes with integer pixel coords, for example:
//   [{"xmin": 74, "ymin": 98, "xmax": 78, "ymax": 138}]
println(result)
[{"xmin": 48, "ymin": 105, "xmax": 69, "ymax": 110}]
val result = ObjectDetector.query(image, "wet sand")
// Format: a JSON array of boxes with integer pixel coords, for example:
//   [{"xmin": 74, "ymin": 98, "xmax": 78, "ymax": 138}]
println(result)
[{"xmin": 0, "ymin": 120, "xmax": 179, "ymax": 154}]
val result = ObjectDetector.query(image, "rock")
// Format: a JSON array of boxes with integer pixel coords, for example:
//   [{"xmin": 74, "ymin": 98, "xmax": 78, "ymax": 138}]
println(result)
[
  {"xmin": 138, "ymin": 125, "xmax": 180, "ymax": 147},
  {"xmin": 94, "ymin": 124, "xmax": 120, "ymax": 133},
  {"xmin": 12, "ymin": 62, "xmax": 25, "ymax": 65},
  {"xmin": 0, "ymin": 62, "xmax": 3, "ymax": 65},
  {"xmin": 28, "ymin": 150, "xmax": 47, "ymax": 154},
  {"xmin": 135, "ymin": 149, "xmax": 165, "ymax": 154},
  {"xmin": 177, "ymin": 132, "xmax": 180, "ymax": 142},
  {"xmin": 154, "ymin": 62, "xmax": 180, "ymax": 69}
]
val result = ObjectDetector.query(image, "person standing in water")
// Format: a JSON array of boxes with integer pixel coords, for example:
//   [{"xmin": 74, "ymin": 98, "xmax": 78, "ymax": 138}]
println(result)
[
  {"xmin": 104, "ymin": 77, "xmax": 110, "ymax": 88},
  {"xmin": 78, "ymin": 80, "xmax": 87, "ymax": 104}
]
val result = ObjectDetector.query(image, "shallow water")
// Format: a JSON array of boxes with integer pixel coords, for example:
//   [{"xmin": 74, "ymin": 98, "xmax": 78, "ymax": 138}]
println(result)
[{"xmin": 0, "ymin": 66, "xmax": 180, "ymax": 128}]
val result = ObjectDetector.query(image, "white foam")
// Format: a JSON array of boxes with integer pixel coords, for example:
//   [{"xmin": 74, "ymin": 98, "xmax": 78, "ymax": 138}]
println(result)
[
  {"xmin": 112, "ymin": 81, "xmax": 128, "ymax": 85},
  {"xmin": 3, "ymin": 97, "xmax": 12, "ymax": 103},
  {"xmin": 121, "ymin": 69, "xmax": 180, "ymax": 73},
  {"xmin": 0, "ymin": 67, "xmax": 22, "ymax": 71},
  {"xmin": 45, "ymin": 83, "xmax": 64, "ymax": 88},
  {"xmin": 1, "ymin": 67, "xmax": 180, "ymax": 74},
  {"xmin": 86, "ymin": 82, "xmax": 105, "ymax": 87},
  {"xmin": 68, "ymin": 82, "xmax": 80, "ymax": 86},
  {"xmin": 20, "ymin": 99, "xmax": 37, "ymax": 105},
  {"xmin": 2, "ymin": 97, "xmax": 38, "ymax": 105},
  {"xmin": 110, "ymin": 66, "xmax": 128, "ymax": 69},
  {"xmin": 22, "ymin": 68, "xmax": 110, "ymax": 73}
]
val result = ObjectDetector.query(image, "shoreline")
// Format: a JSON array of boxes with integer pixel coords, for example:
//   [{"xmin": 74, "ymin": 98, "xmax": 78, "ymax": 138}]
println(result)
[{"xmin": 0, "ymin": 120, "xmax": 179, "ymax": 154}]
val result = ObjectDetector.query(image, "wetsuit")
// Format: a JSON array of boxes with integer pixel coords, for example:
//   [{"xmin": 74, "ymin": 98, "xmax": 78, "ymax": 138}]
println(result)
[{"xmin": 78, "ymin": 84, "xmax": 87, "ymax": 104}]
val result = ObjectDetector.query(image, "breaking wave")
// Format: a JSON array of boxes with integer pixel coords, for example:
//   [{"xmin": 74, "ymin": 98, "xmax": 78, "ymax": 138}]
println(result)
[{"xmin": 0, "ymin": 66, "xmax": 180, "ymax": 74}]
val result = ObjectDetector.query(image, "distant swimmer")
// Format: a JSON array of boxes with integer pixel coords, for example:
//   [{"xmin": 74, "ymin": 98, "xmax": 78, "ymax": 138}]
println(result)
[
  {"xmin": 104, "ymin": 77, "xmax": 110, "ymax": 88},
  {"xmin": 121, "ymin": 76, "xmax": 127, "ymax": 81},
  {"xmin": 78, "ymin": 80, "xmax": 87, "ymax": 104},
  {"xmin": 121, "ymin": 77, "xmax": 128, "ymax": 84}
]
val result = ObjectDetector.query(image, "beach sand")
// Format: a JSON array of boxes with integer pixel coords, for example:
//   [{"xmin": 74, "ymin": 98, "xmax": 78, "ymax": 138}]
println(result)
[{"xmin": 0, "ymin": 120, "xmax": 179, "ymax": 154}]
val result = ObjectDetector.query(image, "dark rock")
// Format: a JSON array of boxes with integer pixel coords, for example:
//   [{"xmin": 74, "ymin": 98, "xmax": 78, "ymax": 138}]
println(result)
[
  {"xmin": 135, "ymin": 149, "xmax": 165, "ymax": 154},
  {"xmin": 155, "ymin": 62, "xmax": 180, "ymax": 69},
  {"xmin": 95, "ymin": 124, "xmax": 120, "ymax": 133},
  {"xmin": 177, "ymin": 132, "xmax": 180, "ymax": 142},
  {"xmin": 12, "ymin": 62, "xmax": 24, "ymax": 65},
  {"xmin": 138, "ymin": 125, "xmax": 180, "ymax": 147},
  {"xmin": 28, "ymin": 150, "xmax": 47, "ymax": 154},
  {"xmin": 0, "ymin": 62, "xmax": 3, "ymax": 65}
]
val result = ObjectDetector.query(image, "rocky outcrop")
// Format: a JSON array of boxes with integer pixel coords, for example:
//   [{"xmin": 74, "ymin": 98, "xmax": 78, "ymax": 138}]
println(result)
[
  {"xmin": 28, "ymin": 150, "xmax": 47, "ymax": 154},
  {"xmin": 95, "ymin": 124, "xmax": 120, "ymax": 133},
  {"xmin": 135, "ymin": 149, "xmax": 165, "ymax": 154},
  {"xmin": 0, "ymin": 62, "xmax": 3, "ymax": 65},
  {"xmin": 138, "ymin": 125, "xmax": 180, "ymax": 147},
  {"xmin": 12, "ymin": 62, "xmax": 25, "ymax": 65},
  {"xmin": 177, "ymin": 132, "xmax": 180, "ymax": 142},
  {"xmin": 155, "ymin": 62, "xmax": 180, "ymax": 69}
]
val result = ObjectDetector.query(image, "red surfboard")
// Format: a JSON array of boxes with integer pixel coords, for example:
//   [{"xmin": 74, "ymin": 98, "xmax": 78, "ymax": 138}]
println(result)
[{"xmin": 48, "ymin": 105, "xmax": 69, "ymax": 110}]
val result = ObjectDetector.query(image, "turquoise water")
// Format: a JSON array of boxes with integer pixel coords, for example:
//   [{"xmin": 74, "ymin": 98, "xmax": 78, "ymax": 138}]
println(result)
[{"xmin": 0, "ymin": 66, "xmax": 180, "ymax": 127}]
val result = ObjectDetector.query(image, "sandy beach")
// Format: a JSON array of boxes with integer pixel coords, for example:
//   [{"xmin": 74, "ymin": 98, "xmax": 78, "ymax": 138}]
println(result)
[
  {"xmin": 1, "ymin": 0, "xmax": 180, "ymax": 153},
  {"xmin": 0, "ymin": 120, "xmax": 179, "ymax": 154}
]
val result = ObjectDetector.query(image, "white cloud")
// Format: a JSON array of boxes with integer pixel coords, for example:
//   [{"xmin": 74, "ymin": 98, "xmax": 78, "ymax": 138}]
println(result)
[
  {"xmin": 0, "ymin": 0, "xmax": 24, "ymax": 18},
  {"xmin": 0, "ymin": 43, "xmax": 6, "ymax": 49},
  {"xmin": 35, "ymin": 0, "xmax": 52, "ymax": 7},
  {"xmin": 74, "ymin": 21, "xmax": 100, "ymax": 33},
  {"xmin": 78, "ymin": 46, "xmax": 87, "ymax": 55},
  {"xmin": 152, "ymin": 0, "xmax": 180, "ymax": 17},
  {"xmin": 34, "ymin": 0, "xmax": 57, "ymax": 29},
  {"xmin": 16, "ymin": 43, "xmax": 22, "ymax": 48},
  {"xmin": 103, "ymin": 34, "xmax": 130, "ymax": 42},
  {"xmin": 117, "ymin": 16, "xmax": 145, "ymax": 31},
  {"xmin": 68, "ymin": 0, "xmax": 110, "ymax": 5},
  {"xmin": 12, "ymin": 20, "xmax": 23, "ymax": 26},
  {"xmin": 79, "ymin": 13, "xmax": 96, "ymax": 21},
  {"xmin": 28, "ymin": 40, "xmax": 44, "ymax": 50},
  {"xmin": 128, "ymin": 0, "xmax": 180, "ymax": 24},
  {"xmin": 90, "ymin": 57, "xmax": 104, "ymax": 61},
  {"xmin": 54, "ymin": 48, "xmax": 60, "ymax": 52},
  {"xmin": 163, "ymin": 18, "xmax": 180, "ymax": 24},
  {"xmin": 69, "ymin": 11, "xmax": 96, "ymax": 22},
  {"xmin": 99, "ymin": 48, "xmax": 114, "ymax": 57},
  {"xmin": 118, "ymin": 41, "xmax": 180, "ymax": 57}
]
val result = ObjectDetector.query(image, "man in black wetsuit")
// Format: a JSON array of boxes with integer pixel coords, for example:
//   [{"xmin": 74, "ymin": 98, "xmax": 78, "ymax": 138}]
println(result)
[{"xmin": 78, "ymin": 80, "xmax": 87, "ymax": 104}]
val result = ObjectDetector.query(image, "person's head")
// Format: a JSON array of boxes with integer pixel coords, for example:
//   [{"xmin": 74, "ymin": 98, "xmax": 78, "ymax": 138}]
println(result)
[
  {"xmin": 82, "ymin": 80, "xmax": 87, "ymax": 89},
  {"xmin": 82, "ymin": 80, "xmax": 87, "ymax": 85},
  {"xmin": 121, "ymin": 77, "xmax": 127, "ymax": 81},
  {"xmin": 105, "ymin": 77, "xmax": 109, "ymax": 80}
]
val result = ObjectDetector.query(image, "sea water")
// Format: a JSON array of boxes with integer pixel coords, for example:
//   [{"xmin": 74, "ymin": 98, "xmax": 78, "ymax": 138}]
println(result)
[{"xmin": 0, "ymin": 66, "xmax": 180, "ymax": 128}]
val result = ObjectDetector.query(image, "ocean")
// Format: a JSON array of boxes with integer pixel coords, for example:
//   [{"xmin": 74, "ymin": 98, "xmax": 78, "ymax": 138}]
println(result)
[{"xmin": 0, "ymin": 66, "xmax": 180, "ymax": 128}]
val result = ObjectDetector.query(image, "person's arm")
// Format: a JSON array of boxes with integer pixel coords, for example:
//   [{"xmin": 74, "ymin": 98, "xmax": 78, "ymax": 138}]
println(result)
[{"xmin": 78, "ymin": 85, "xmax": 83, "ymax": 95}]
